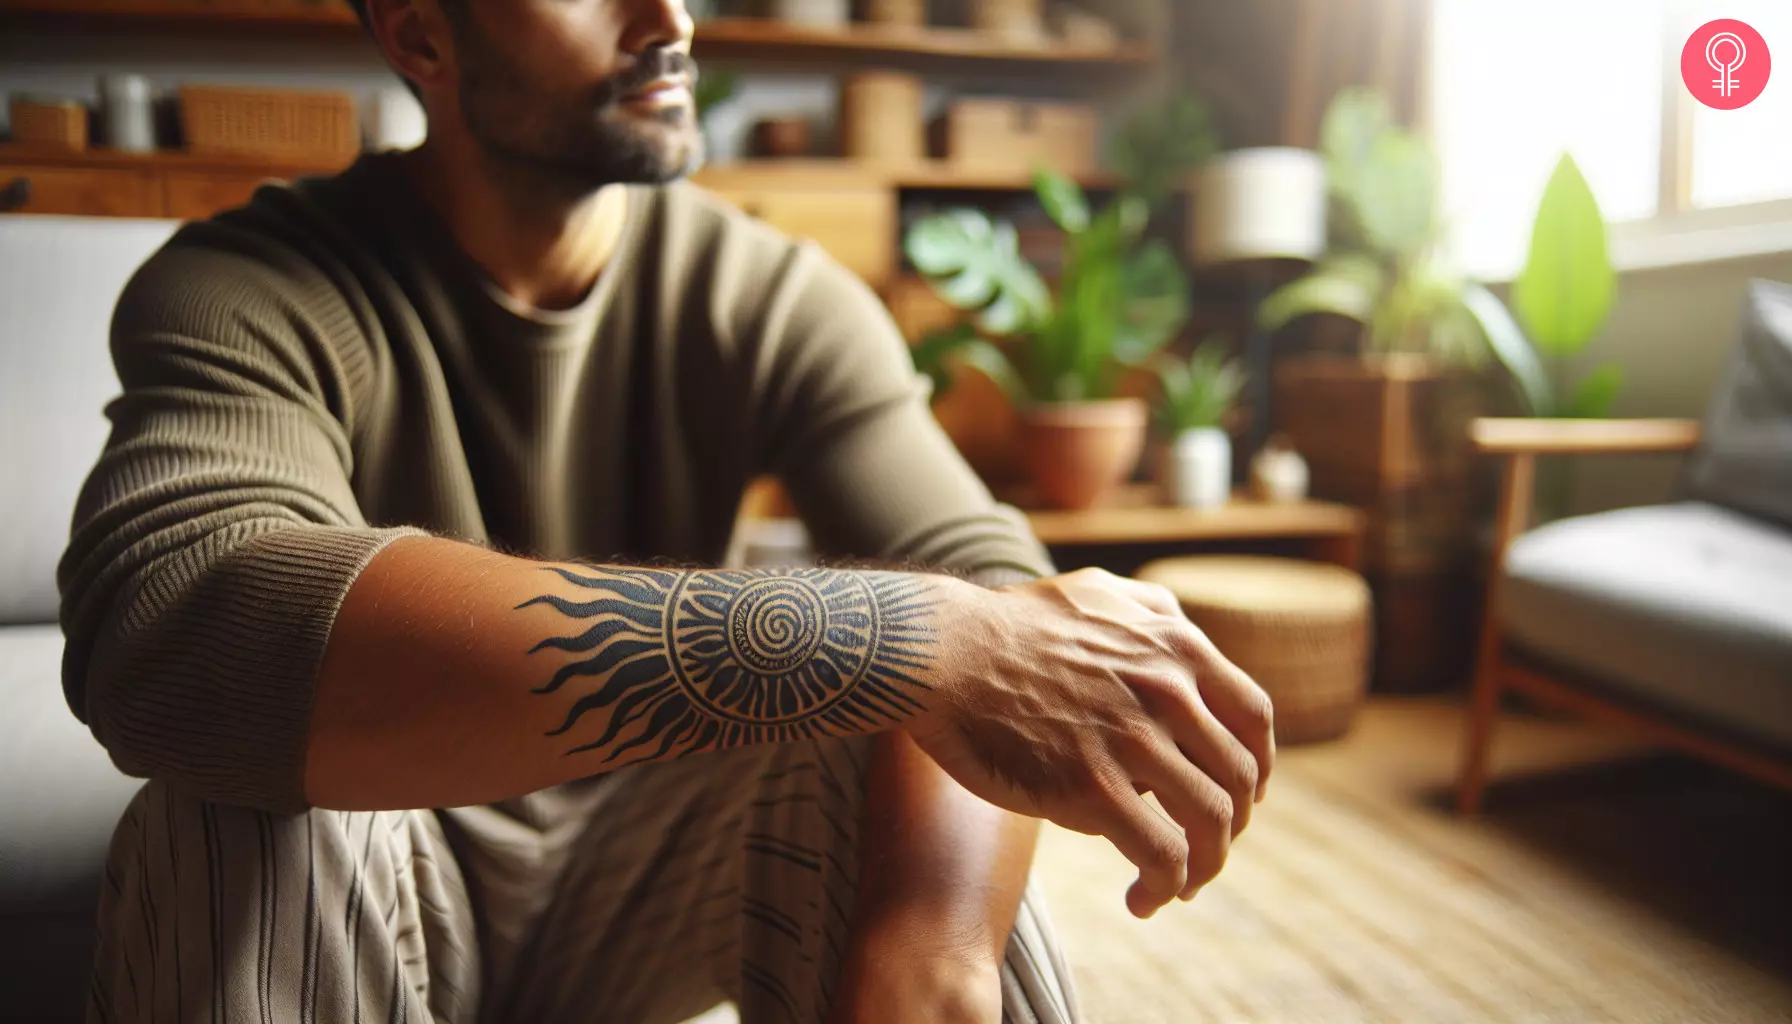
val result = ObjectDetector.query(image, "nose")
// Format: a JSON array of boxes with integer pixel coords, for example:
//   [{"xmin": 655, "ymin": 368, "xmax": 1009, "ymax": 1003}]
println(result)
[{"xmin": 621, "ymin": 0, "xmax": 695, "ymax": 56}]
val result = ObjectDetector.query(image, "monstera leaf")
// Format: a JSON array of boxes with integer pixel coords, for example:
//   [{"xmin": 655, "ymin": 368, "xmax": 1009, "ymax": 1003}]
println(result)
[{"xmin": 905, "ymin": 208, "xmax": 1051, "ymax": 335}]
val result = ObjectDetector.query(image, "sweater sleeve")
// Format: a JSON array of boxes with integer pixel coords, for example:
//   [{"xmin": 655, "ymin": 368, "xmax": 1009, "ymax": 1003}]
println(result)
[
  {"xmin": 748, "ymin": 243, "xmax": 1056, "ymax": 586},
  {"xmin": 58, "ymin": 232, "xmax": 423, "ymax": 811}
]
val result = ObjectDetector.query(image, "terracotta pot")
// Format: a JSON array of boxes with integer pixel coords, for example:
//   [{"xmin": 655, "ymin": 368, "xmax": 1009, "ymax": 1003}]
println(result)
[{"xmin": 1018, "ymin": 399, "xmax": 1148, "ymax": 510}]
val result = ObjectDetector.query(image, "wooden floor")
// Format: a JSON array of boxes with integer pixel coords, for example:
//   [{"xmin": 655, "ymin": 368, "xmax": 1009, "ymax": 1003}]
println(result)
[{"xmin": 1032, "ymin": 699, "xmax": 1792, "ymax": 1023}]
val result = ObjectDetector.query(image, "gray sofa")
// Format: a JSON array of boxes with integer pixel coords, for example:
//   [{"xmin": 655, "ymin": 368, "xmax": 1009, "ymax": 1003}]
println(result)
[{"xmin": 1, "ymin": 216, "xmax": 178, "ymax": 1022}]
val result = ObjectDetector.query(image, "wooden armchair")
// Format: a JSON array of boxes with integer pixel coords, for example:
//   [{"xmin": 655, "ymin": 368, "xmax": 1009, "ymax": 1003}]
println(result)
[{"xmin": 1456, "ymin": 417, "xmax": 1792, "ymax": 814}]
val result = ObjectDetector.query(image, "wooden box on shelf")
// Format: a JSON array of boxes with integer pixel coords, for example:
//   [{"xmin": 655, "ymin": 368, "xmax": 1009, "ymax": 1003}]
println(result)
[
  {"xmin": 930, "ymin": 98, "xmax": 1097, "ymax": 175},
  {"xmin": 179, "ymin": 84, "xmax": 358, "ymax": 162},
  {"xmin": 840, "ymin": 71, "xmax": 925, "ymax": 165},
  {"xmin": 9, "ymin": 97, "xmax": 88, "ymax": 151},
  {"xmin": 857, "ymin": 0, "xmax": 924, "ymax": 26}
]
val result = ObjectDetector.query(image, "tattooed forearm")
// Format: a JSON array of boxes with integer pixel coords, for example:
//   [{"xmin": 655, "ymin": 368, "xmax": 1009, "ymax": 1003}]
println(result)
[{"xmin": 518, "ymin": 567, "xmax": 939, "ymax": 763}]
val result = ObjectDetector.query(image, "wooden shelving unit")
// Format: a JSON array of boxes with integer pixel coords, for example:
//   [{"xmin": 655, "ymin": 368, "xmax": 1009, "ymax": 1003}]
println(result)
[
  {"xmin": 0, "ymin": 147, "xmax": 1116, "ymax": 193},
  {"xmin": 0, "ymin": 3, "xmax": 1154, "ymax": 72}
]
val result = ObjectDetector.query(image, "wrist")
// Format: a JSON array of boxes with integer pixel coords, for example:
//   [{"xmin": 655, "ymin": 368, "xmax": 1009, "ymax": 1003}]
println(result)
[{"xmin": 831, "ymin": 930, "xmax": 1002, "ymax": 1024}]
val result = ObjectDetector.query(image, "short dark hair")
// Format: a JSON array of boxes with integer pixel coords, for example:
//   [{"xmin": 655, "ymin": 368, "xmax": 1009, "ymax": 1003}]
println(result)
[{"xmin": 345, "ymin": 0, "xmax": 368, "ymax": 24}]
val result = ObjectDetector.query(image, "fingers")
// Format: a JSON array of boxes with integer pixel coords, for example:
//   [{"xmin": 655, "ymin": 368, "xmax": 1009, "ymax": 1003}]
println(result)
[
  {"xmin": 1156, "ymin": 622, "xmax": 1277, "ymax": 803},
  {"xmin": 1137, "ymin": 671, "xmax": 1259, "ymax": 835},
  {"xmin": 1120, "ymin": 730, "xmax": 1234, "ymax": 900},
  {"xmin": 1078, "ymin": 776, "xmax": 1189, "ymax": 919}
]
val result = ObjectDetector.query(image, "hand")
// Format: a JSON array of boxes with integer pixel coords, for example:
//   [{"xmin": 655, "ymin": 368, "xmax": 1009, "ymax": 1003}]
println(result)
[{"xmin": 909, "ymin": 568, "xmax": 1275, "ymax": 919}]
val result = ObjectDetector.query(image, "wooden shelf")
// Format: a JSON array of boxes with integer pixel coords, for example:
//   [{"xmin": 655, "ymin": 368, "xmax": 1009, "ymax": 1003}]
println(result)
[
  {"xmin": 1, "ymin": 149, "xmax": 1109, "ymax": 193},
  {"xmin": 1012, "ymin": 485, "xmax": 1364, "ymax": 548},
  {"xmin": 693, "ymin": 17, "xmax": 1153, "ymax": 71},
  {"xmin": 0, "ymin": 0, "xmax": 360, "ymax": 31},
  {"xmin": 0, "ymin": 143, "xmax": 350, "ymax": 176},
  {"xmin": 0, "ymin": 4, "xmax": 1154, "ymax": 73},
  {"xmin": 695, "ymin": 159, "xmax": 1116, "ymax": 192}
]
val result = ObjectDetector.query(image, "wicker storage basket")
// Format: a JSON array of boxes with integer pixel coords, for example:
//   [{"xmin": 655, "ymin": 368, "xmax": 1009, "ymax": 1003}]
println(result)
[
  {"xmin": 10, "ymin": 97, "xmax": 89, "ymax": 150},
  {"xmin": 179, "ymin": 85, "xmax": 359, "ymax": 161},
  {"xmin": 840, "ymin": 72, "xmax": 925, "ymax": 164},
  {"xmin": 1136, "ymin": 555, "xmax": 1372, "ymax": 745}
]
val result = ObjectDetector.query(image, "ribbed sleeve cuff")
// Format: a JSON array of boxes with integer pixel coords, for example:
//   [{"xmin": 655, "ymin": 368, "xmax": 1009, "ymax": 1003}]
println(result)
[{"xmin": 95, "ymin": 525, "xmax": 428, "ymax": 813}]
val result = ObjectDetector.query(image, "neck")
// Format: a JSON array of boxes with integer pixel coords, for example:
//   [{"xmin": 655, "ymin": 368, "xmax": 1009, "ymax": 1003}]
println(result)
[{"xmin": 402, "ymin": 134, "xmax": 630, "ymax": 312}]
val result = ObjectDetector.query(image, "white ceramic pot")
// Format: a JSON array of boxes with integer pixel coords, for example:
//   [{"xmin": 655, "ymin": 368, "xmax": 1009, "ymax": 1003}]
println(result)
[{"xmin": 1164, "ymin": 427, "xmax": 1231, "ymax": 509}]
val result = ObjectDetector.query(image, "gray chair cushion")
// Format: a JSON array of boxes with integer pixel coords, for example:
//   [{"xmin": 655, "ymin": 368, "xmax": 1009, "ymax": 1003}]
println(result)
[
  {"xmin": 1681, "ymin": 278, "xmax": 1792, "ymax": 530},
  {"xmin": 0, "ymin": 624, "xmax": 141, "ymax": 1022},
  {"xmin": 0, "ymin": 216, "xmax": 178, "ymax": 624},
  {"xmin": 1501, "ymin": 501, "xmax": 1792, "ymax": 749}
]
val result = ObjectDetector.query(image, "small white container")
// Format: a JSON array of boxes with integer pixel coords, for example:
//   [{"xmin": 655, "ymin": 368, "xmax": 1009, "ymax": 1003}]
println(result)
[
  {"xmin": 772, "ymin": 0, "xmax": 847, "ymax": 28},
  {"xmin": 1251, "ymin": 440, "xmax": 1310, "ymax": 502},
  {"xmin": 99, "ymin": 74, "xmax": 157, "ymax": 152},
  {"xmin": 363, "ymin": 87, "xmax": 427, "ymax": 151},
  {"xmin": 1164, "ymin": 427, "xmax": 1232, "ymax": 509}
]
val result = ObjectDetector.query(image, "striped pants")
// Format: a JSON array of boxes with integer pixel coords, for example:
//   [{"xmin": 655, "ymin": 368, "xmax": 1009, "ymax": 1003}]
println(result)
[{"xmin": 88, "ymin": 737, "xmax": 1079, "ymax": 1023}]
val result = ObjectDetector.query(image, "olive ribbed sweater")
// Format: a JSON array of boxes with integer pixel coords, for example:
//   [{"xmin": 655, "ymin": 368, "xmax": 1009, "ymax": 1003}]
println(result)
[{"xmin": 57, "ymin": 155, "xmax": 1052, "ymax": 811}]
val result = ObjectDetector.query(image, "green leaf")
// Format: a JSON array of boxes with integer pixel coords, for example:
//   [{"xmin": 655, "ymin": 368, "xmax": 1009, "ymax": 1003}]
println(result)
[
  {"xmin": 904, "ymin": 208, "xmax": 1051, "ymax": 332},
  {"xmin": 1561, "ymin": 362, "xmax": 1623, "ymax": 418},
  {"xmin": 1153, "ymin": 338, "xmax": 1243, "ymax": 430},
  {"xmin": 1460, "ymin": 283, "xmax": 1554, "ymax": 415},
  {"xmin": 1257, "ymin": 260, "xmax": 1383, "ymax": 332},
  {"xmin": 1320, "ymin": 88, "xmax": 1393, "ymax": 216},
  {"xmin": 909, "ymin": 323, "xmax": 978, "ymax": 398},
  {"xmin": 1034, "ymin": 169, "xmax": 1091, "ymax": 234},
  {"xmin": 1512, "ymin": 153, "xmax": 1615, "ymax": 357},
  {"xmin": 1352, "ymin": 131, "xmax": 1437, "ymax": 257},
  {"xmin": 1110, "ymin": 90, "xmax": 1220, "ymax": 206},
  {"xmin": 954, "ymin": 337, "xmax": 1029, "ymax": 406},
  {"xmin": 1113, "ymin": 240, "xmax": 1191, "ymax": 364}
]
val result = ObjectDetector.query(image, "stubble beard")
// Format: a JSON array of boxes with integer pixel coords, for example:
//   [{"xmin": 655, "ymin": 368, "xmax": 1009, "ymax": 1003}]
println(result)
[{"xmin": 457, "ymin": 37, "xmax": 706, "ymax": 193}]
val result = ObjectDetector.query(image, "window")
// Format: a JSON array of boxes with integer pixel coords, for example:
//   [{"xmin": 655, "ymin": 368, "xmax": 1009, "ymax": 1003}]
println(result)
[{"xmin": 1431, "ymin": 0, "xmax": 1792, "ymax": 278}]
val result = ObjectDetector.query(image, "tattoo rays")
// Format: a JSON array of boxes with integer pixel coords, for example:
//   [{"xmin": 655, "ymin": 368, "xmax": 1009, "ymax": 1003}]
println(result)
[{"xmin": 519, "ymin": 567, "xmax": 938, "ymax": 763}]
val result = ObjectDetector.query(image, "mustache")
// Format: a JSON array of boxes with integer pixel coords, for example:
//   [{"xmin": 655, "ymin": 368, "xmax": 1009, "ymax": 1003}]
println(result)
[{"xmin": 593, "ymin": 47, "xmax": 698, "ymax": 107}]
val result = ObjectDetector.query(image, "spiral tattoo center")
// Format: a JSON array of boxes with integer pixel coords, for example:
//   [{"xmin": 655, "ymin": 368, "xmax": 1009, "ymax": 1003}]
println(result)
[{"xmin": 726, "ymin": 578, "xmax": 827, "ymax": 676}]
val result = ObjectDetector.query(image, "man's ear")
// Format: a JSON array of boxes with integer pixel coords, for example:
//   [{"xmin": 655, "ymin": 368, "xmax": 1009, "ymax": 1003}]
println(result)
[{"xmin": 363, "ymin": 0, "xmax": 458, "ymax": 96}]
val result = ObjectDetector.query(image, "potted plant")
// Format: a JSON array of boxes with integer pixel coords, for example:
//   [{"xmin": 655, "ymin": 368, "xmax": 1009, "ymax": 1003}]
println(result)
[
  {"xmin": 906, "ymin": 171, "xmax": 1192, "ymax": 507},
  {"xmin": 1154, "ymin": 339, "xmax": 1245, "ymax": 508},
  {"xmin": 906, "ymin": 92, "xmax": 1218, "ymax": 509}
]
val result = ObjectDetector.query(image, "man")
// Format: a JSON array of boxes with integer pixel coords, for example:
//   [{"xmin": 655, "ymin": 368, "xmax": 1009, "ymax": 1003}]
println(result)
[{"xmin": 60, "ymin": 0, "xmax": 1274, "ymax": 1021}]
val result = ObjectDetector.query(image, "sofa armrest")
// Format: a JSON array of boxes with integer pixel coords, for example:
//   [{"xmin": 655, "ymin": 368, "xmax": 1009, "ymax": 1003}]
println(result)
[{"xmin": 1471, "ymin": 418, "xmax": 1701, "ymax": 456}]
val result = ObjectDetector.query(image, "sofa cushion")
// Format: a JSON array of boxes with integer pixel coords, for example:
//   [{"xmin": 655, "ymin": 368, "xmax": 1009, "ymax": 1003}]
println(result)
[
  {"xmin": 0, "ymin": 624, "xmax": 140, "ymax": 1021},
  {"xmin": 1682, "ymin": 278, "xmax": 1792, "ymax": 530},
  {"xmin": 0, "ymin": 216, "xmax": 178, "ymax": 624},
  {"xmin": 1501, "ymin": 501, "xmax": 1792, "ymax": 749}
]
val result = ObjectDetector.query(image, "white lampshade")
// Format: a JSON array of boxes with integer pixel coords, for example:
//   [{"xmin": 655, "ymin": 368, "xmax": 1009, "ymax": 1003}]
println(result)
[{"xmin": 1190, "ymin": 147, "xmax": 1327, "ymax": 266}]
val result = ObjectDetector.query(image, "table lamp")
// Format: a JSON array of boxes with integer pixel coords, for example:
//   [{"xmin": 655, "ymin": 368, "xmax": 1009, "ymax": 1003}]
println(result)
[{"xmin": 1188, "ymin": 147, "xmax": 1327, "ymax": 466}]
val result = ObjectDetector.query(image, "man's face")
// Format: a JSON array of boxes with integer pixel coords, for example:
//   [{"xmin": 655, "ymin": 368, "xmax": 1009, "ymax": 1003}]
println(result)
[{"xmin": 447, "ymin": 0, "xmax": 702, "ymax": 188}]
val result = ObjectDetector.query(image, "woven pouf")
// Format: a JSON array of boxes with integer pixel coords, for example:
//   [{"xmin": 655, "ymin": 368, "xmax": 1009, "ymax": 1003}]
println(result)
[{"xmin": 1136, "ymin": 555, "xmax": 1373, "ymax": 745}]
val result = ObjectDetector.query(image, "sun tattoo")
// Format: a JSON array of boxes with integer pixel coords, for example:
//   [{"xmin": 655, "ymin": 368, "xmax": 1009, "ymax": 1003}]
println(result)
[{"xmin": 519, "ymin": 567, "xmax": 938, "ymax": 763}]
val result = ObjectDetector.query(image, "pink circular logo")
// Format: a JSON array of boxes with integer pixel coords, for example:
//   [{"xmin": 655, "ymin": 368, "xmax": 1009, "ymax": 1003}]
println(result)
[{"xmin": 1682, "ymin": 19, "xmax": 1770, "ymax": 109}]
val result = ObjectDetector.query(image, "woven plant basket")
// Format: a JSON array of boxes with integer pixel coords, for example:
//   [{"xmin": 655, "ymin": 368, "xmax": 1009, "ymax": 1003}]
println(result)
[{"xmin": 1137, "ymin": 555, "xmax": 1373, "ymax": 745}]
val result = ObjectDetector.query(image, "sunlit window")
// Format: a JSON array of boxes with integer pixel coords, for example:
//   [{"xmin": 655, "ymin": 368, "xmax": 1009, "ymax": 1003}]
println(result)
[{"xmin": 1431, "ymin": 0, "xmax": 1792, "ymax": 278}]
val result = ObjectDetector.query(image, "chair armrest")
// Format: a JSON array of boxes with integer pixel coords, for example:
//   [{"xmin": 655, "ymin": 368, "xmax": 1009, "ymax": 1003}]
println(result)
[{"xmin": 1471, "ymin": 418, "xmax": 1701, "ymax": 455}]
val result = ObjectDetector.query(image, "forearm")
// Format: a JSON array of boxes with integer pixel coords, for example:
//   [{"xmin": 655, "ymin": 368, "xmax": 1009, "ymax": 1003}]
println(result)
[
  {"xmin": 832, "ymin": 731, "xmax": 1037, "ymax": 1023},
  {"xmin": 305, "ymin": 535, "xmax": 954, "ymax": 810}
]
